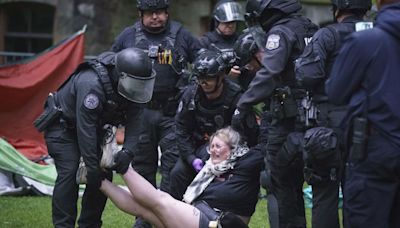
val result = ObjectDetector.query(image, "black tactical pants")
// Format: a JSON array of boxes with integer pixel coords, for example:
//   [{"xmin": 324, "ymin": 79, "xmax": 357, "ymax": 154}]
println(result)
[
  {"xmin": 45, "ymin": 122, "xmax": 110, "ymax": 228},
  {"xmin": 308, "ymin": 103, "xmax": 345, "ymax": 228},
  {"xmin": 170, "ymin": 145, "xmax": 209, "ymax": 200},
  {"xmin": 311, "ymin": 178, "xmax": 340, "ymax": 228},
  {"xmin": 265, "ymin": 117, "xmax": 306, "ymax": 228},
  {"xmin": 133, "ymin": 108, "xmax": 179, "ymax": 192}
]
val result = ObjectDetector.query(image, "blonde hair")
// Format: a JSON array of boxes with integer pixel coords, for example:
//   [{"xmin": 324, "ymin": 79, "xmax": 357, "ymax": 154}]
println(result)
[{"xmin": 209, "ymin": 126, "xmax": 241, "ymax": 150}]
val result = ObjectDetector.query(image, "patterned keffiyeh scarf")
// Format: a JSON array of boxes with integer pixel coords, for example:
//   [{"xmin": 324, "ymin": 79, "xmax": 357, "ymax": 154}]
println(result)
[{"xmin": 183, "ymin": 145, "xmax": 250, "ymax": 204}]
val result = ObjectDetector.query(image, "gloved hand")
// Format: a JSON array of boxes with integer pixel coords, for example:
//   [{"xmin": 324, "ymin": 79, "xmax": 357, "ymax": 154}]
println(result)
[
  {"xmin": 86, "ymin": 168, "xmax": 105, "ymax": 189},
  {"xmin": 113, "ymin": 149, "xmax": 134, "ymax": 175},
  {"xmin": 231, "ymin": 108, "xmax": 248, "ymax": 136},
  {"xmin": 192, "ymin": 158, "xmax": 204, "ymax": 172}
]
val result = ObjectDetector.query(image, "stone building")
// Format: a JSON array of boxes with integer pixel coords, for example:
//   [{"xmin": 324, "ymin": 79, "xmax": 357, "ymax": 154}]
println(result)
[{"xmin": 0, "ymin": 0, "xmax": 331, "ymax": 61}]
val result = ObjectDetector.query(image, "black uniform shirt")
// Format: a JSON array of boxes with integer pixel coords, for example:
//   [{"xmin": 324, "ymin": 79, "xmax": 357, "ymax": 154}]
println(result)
[
  {"xmin": 237, "ymin": 15, "xmax": 318, "ymax": 111},
  {"xmin": 56, "ymin": 68, "xmax": 143, "ymax": 173}
]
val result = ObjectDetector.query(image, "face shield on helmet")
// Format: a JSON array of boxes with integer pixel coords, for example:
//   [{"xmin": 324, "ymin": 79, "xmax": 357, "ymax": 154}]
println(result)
[
  {"xmin": 136, "ymin": 0, "xmax": 169, "ymax": 11},
  {"xmin": 115, "ymin": 48, "xmax": 156, "ymax": 103},
  {"xmin": 214, "ymin": 1, "xmax": 245, "ymax": 23}
]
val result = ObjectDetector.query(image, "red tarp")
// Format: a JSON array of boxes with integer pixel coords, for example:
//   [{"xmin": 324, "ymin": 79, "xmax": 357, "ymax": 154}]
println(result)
[{"xmin": 0, "ymin": 31, "xmax": 85, "ymax": 161}]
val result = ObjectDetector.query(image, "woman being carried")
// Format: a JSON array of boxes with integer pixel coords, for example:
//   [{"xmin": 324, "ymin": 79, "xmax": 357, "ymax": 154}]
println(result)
[{"xmin": 99, "ymin": 127, "xmax": 264, "ymax": 228}]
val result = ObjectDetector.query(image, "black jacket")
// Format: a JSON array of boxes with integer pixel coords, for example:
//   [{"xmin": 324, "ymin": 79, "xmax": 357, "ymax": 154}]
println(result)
[
  {"xmin": 55, "ymin": 62, "xmax": 143, "ymax": 174},
  {"xmin": 237, "ymin": 15, "xmax": 318, "ymax": 111}
]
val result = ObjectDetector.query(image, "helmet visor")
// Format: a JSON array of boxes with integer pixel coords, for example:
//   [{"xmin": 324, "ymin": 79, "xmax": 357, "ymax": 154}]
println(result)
[
  {"xmin": 214, "ymin": 2, "xmax": 245, "ymax": 22},
  {"xmin": 118, "ymin": 69, "xmax": 156, "ymax": 103}
]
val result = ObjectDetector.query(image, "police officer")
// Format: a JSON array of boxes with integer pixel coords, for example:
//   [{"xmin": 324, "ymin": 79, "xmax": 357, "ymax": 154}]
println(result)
[
  {"xmin": 295, "ymin": 0, "xmax": 371, "ymax": 227},
  {"xmin": 111, "ymin": 1, "xmax": 199, "ymax": 227},
  {"xmin": 230, "ymin": 29, "xmax": 270, "ymax": 146},
  {"xmin": 230, "ymin": 28, "xmax": 265, "ymax": 91},
  {"xmin": 35, "ymin": 48, "xmax": 154, "ymax": 228},
  {"xmin": 199, "ymin": 0, "xmax": 244, "ymax": 51},
  {"xmin": 231, "ymin": 0, "xmax": 318, "ymax": 227},
  {"xmin": 326, "ymin": 0, "xmax": 400, "ymax": 226},
  {"xmin": 170, "ymin": 49, "xmax": 258, "ymax": 200}
]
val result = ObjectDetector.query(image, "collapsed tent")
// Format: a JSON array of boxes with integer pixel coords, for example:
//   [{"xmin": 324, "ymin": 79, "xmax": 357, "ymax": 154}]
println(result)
[
  {"xmin": 0, "ymin": 138, "xmax": 56, "ymax": 195},
  {"xmin": 0, "ymin": 28, "xmax": 85, "ymax": 161},
  {"xmin": 0, "ymin": 28, "xmax": 86, "ymax": 195}
]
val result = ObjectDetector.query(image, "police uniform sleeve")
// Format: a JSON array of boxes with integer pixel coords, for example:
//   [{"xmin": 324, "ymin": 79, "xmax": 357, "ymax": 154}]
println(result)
[
  {"xmin": 175, "ymin": 87, "xmax": 197, "ymax": 164},
  {"xmin": 295, "ymin": 28, "xmax": 336, "ymax": 89},
  {"xmin": 121, "ymin": 103, "xmax": 144, "ymax": 155},
  {"xmin": 237, "ymin": 31, "xmax": 292, "ymax": 111},
  {"xmin": 326, "ymin": 33, "xmax": 369, "ymax": 105},
  {"xmin": 177, "ymin": 27, "xmax": 201, "ymax": 63},
  {"xmin": 110, "ymin": 26, "xmax": 135, "ymax": 52},
  {"xmin": 75, "ymin": 74, "xmax": 105, "ymax": 173},
  {"xmin": 198, "ymin": 33, "xmax": 212, "ymax": 50}
]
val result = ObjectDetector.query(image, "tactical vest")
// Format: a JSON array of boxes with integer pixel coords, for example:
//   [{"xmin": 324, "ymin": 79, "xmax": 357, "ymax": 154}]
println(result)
[
  {"xmin": 276, "ymin": 16, "xmax": 318, "ymax": 88},
  {"xmin": 199, "ymin": 31, "xmax": 238, "ymax": 51},
  {"xmin": 190, "ymin": 81, "xmax": 241, "ymax": 139},
  {"xmin": 314, "ymin": 19, "xmax": 360, "ymax": 96},
  {"xmin": 325, "ymin": 20, "xmax": 360, "ymax": 75},
  {"xmin": 133, "ymin": 21, "xmax": 183, "ymax": 96}
]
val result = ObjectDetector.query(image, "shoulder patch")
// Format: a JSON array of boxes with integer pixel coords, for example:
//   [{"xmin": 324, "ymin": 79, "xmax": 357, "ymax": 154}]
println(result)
[
  {"xmin": 355, "ymin": 22, "xmax": 374, "ymax": 32},
  {"xmin": 266, "ymin": 34, "xmax": 280, "ymax": 50},
  {"xmin": 84, "ymin": 93, "xmax": 99, "ymax": 110}
]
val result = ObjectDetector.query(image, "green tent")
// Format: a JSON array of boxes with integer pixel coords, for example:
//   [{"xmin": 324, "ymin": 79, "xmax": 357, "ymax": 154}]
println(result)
[{"xmin": 0, "ymin": 138, "xmax": 85, "ymax": 196}]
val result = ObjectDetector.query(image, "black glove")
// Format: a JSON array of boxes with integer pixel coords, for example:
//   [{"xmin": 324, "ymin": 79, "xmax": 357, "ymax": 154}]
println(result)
[
  {"xmin": 113, "ymin": 149, "xmax": 134, "ymax": 174},
  {"xmin": 231, "ymin": 108, "xmax": 249, "ymax": 136},
  {"xmin": 86, "ymin": 168, "xmax": 105, "ymax": 189}
]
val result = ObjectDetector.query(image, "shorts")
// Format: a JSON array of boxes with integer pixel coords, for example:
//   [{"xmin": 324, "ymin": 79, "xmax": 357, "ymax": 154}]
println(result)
[{"xmin": 193, "ymin": 201, "xmax": 220, "ymax": 228}]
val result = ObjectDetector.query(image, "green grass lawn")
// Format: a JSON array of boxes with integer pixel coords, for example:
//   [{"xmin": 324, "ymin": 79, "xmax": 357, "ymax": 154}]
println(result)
[{"xmin": 0, "ymin": 175, "xmax": 341, "ymax": 227}]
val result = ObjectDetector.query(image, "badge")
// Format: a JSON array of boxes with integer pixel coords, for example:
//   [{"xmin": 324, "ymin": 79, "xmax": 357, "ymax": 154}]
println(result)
[
  {"xmin": 177, "ymin": 100, "xmax": 183, "ymax": 113},
  {"xmin": 266, "ymin": 34, "xmax": 280, "ymax": 50},
  {"xmin": 84, "ymin": 93, "xmax": 99, "ymax": 110}
]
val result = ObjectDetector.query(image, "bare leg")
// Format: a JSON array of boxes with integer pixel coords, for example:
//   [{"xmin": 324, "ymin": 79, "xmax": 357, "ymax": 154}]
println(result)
[
  {"xmin": 100, "ymin": 179, "xmax": 165, "ymax": 228},
  {"xmin": 122, "ymin": 166, "xmax": 201, "ymax": 228}
]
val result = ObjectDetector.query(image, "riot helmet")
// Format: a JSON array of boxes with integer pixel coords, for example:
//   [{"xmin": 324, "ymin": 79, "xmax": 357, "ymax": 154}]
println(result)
[
  {"xmin": 193, "ymin": 49, "xmax": 232, "ymax": 93},
  {"xmin": 233, "ymin": 27, "xmax": 266, "ymax": 67},
  {"xmin": 136, "ymin": 0, "xmax": 169, "ymax": 11},
  {"xmin": 245, "ymin": 0, "xmax": 301, "ymax": 27},
  {"xmin": 115, "ymin": 48, "xmax": 156, "ymax": 103},
  {"xmin": 213, "ymin": 0, "xmax": 245, "ymax": 23},
  {"xmin": 331, "ymin": 0, "xmax": 372, "ymax": 10},
  {"xmin": 193, "ymin": 49, "xmax": 233, "ymax": 79}
]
